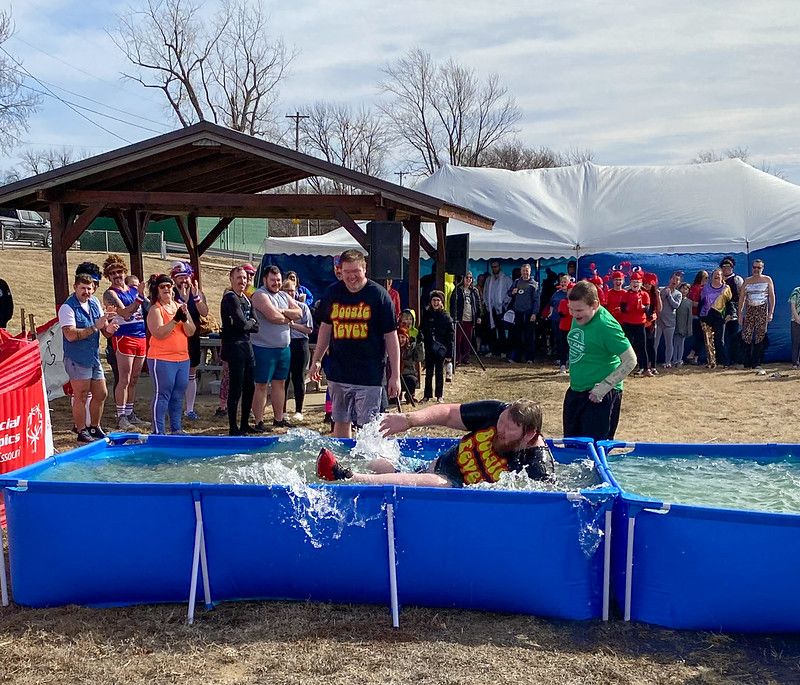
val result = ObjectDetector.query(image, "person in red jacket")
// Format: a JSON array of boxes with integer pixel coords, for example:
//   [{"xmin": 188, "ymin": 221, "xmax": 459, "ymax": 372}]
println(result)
[
  {"xmin": 605, "ymin": 270, "xmax": 626, "ymax": 321},
  {"xmin": 556, "ymin": 279, "xmax": 575, "ymax": 374},
  {"xmin": 620, "ymin": 270, "xmax": 651, "ymax": 376}
]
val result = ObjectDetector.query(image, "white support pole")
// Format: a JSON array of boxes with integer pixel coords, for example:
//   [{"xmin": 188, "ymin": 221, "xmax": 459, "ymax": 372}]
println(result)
[
  {"xmin": 187, "ymin": 511, "xmax": 203, "ymax": 625},
  {"xmin": 602, "ymin": 509, "xmax": 612, "ymax": 621},
  {"xmin": 624, "ymin": 516, "xmax": 636, "ymax": 622},
  {"xmin": 0, "ymin": 513, "xmax": 9, "ymax": 607},
  {"xmin": 104, "ymin": 230, "xmax": 109, "ymax": 253},
  {"xmin": 160, "ymin": 232, "xmax": 166, "ymax": 260},
  {"xmin": 196, "ymin": 500, "xmax": 212, "ymax": 609},
  {"xmin": 385, "ymin": 503, "xmax": 400, "ymax": 628}
]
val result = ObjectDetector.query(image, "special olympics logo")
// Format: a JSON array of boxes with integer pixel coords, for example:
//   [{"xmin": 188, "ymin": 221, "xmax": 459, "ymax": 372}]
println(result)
[{"xmin": 26, "ymin": 405, "xmax": 43, "ymax": 452}]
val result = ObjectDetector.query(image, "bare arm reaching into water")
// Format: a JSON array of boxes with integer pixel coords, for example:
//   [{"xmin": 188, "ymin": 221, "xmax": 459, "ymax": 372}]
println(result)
[{"xmin": 380, "ymin": 403, "xmax": 467, "ymax": 436}]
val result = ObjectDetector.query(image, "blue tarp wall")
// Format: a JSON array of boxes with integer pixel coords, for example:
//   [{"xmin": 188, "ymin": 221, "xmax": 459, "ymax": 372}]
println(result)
[{"xmin": 262, "ymin": 241, "xmax": 800, "ymax": 361}]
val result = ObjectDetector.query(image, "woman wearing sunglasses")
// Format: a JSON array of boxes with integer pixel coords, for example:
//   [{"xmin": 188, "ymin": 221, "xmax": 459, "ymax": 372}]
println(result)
[{"xmin": 146, "ymin": 273, "xmax": 196, "ymax": 434}]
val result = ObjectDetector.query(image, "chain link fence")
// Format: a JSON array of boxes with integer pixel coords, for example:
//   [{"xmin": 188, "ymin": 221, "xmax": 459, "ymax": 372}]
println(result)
[{"xmin": 78, "ymin": 230, "xmax": 164, "ymax": 253}]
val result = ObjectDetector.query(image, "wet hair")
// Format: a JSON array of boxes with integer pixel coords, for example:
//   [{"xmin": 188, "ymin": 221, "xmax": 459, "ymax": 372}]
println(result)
[
  {"xmin": 568, "ymin": 280, "xmax": 599, "ymax": 305},
  {"xmin": 508, "ymin": 399, "xmax": 543, "ymax": 435},
  {"xmin": 229, "ymin": 265, "xmax": 246, "ymax": 278},
  {"xmin": 102, "ymin": 254, "xmax": 128, "ymax": 278},
  {"xmin": 720, "ymin": 256, "xmax": 735, "ymax": 268},
  {"xmin": 692, "ymin": 270, "xmax": 708, "ymax": 286},
  {"xmin": 285, "ymin": 271, "xmax": 298, "ymax": 282}
]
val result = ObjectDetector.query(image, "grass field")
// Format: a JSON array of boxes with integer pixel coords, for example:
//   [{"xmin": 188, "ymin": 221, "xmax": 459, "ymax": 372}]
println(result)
[{"xmin": 1, "ymin": 247, "xmax": 800, "ymax": 684}]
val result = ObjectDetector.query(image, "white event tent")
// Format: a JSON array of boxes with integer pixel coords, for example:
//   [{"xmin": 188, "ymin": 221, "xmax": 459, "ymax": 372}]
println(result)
[{"xmin": 262, "ymin": 159, "xmax": 800, "ymax": 260}]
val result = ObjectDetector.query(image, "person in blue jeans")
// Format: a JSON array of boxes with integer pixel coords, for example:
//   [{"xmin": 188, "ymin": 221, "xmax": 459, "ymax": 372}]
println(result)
[{"xmin": 146, "ymin": 274, "xmax": 195, "ymax": 434}]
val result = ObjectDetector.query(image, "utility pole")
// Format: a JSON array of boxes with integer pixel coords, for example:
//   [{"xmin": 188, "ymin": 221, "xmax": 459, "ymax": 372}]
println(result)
[
  {"xmin": 394, "ymin": 170, "xmax": 408, "ymax": 186},
  {"xmin": 285, "ymin": 111, "xmax": 309, "ymax": 194}
]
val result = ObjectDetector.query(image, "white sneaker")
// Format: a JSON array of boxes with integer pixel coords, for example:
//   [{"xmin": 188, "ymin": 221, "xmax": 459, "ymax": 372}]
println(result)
[
  {"xmin": 293, "ymin": 412, "xmax": 304, "ymax": 422},
  {"xmin": 558, "ymin": 365, "xmax": 567, "ymax": 375}
]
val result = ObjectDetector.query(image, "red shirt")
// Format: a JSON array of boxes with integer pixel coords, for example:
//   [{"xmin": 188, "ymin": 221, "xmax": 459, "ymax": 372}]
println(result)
[
  {"xmin": 619, "ymin": 289, "xmax": 650, "ymax": 325},
  {"xmin": 605, "ymin": 288, "xmax": 625, "ymax": 321},
  {"xmin": 688, "ymin": 283, "xmax": 702, "ymax": 317},
  {"xmin": 557, "ymin": 297, "xmax": 572, "ymax": 331}
]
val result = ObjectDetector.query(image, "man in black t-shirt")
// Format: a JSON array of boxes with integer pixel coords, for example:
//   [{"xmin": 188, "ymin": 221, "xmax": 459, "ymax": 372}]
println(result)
[
  {"xmin": 309, "ymin": 249, "xmax": 400, "ymax": 438},
  {"xmin": 316, "ymin": 398, "xmax": 554, "ymax": 487}
]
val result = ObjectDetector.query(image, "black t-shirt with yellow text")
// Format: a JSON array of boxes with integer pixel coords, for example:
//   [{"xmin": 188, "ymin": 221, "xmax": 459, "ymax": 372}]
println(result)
[
  {"xmin": 434, "ymin": 400, "xmax": 554, "ymax": 486},
  {"xmin": 318, "ymin": 279, "xmax": 397, "ymax": 386}
]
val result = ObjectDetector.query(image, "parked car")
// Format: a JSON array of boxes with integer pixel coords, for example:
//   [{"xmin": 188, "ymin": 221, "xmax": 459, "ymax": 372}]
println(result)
[{"xmin": 0, "ymin": 208, "xmax": 52, "ymax": 247}]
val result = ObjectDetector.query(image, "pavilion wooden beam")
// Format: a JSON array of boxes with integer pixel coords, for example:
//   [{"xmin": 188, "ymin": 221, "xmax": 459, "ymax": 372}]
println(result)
[
  {"xmin": 63, "ymin": 203, "xmax": 106, "ymax": 248},
  {"xmin": 435, "ymin": 220, "xmax": 447, "ymax": 291},
  {"xmin": 40, "ymin": 190, "xmax": 385, "ymax": 215},
  {"xmin": 197, "ymin": 217, "xmax": 234, "ymax": 256},
  {"xmin": 404, "ymin": 217, "xmax": 421, "ymax": 317},
  {"xmin": 438, "ymin": 204, "xmax": 494, "ymax": 230},
  {"xmin": 187, "ymin": 214, "xmax": 202, "ymax": 285},
  {"xmin": 49, "ymin": 202, "xmax": 70, "ymax": 307},
  {"xmin": 334, "ymin": 207, "xmax": 369, "ymax": 250},
  {"xmin": 419, "ymin": 234, "xmax": 437, "ymax": 260},
  {"xmin": 113, "ymin": 210, "xmax": 150, "ymax": 279}
]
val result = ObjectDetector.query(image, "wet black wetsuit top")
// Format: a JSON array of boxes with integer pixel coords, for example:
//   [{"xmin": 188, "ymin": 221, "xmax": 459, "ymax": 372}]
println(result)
[{"xmin": 433, "ymin": 400, "xmax": 555, "ymax": 487}]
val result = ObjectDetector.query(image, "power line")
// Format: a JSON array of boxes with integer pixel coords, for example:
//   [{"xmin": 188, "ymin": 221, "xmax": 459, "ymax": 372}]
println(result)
[
  {"xmin": 22, "ymin": 84, "xmax": 166, "ymax": 134},
  {"xmin": 0, "ymin": 46, "xmax": 132, "ymax": 144},
  {"xmin": 8, "ymin": 34, "xmax": 163, "ymax": 107},
  {"xmin": 8, "ymin": 66, "xmax": 169, "ymax": 129}
]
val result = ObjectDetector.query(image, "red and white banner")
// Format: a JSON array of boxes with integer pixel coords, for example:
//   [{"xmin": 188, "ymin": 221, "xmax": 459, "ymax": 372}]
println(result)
[{"xmin": 0, "ymin": 328, "xmax": 54, "ymax": 476}]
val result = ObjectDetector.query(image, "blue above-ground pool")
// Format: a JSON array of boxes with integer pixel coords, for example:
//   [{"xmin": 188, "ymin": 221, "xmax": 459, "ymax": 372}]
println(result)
[
  {"xmin": 0, "ymin": 434, "xmax": 617, "ymax": 623},
  {"xmin": 598, "ymin": 441, "xmax": 800, "ymax": 633}
]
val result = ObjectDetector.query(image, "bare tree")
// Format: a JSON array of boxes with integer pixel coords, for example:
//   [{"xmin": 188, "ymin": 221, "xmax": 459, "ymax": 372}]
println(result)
[
  {"xmin": 111, "ymin": 0, "xmax": 293, "ymax": 137},
  {"xmin": 300, "ymin": 102, "xmax": 391, "ymax": 193},
  {"xmin": 0, "ymin": 10, "xmax": 41, "ymax": 153},
  {"xmin": 693, "ymin": 146, "xmax": 787, "ymax": 180},
  {"xmin": 379, "ymin": 48, "xmax": 520, "ymax": 174},
  {"xmin": 18, "ymin": 146, "xmax": 92, "ymax": 176},
  {"xmin": 480, "ymin": 140, "xmax": 595, "ymax": 171}
]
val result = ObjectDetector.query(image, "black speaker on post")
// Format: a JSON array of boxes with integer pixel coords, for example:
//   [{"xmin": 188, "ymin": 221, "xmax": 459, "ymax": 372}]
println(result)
[
  {"xmin": 367, "ymin": 221, "xmax": 404, "ymax": 280},
  {"xmin": 445, "ymin": 233, "xmax": 470, "ymax": 277}
]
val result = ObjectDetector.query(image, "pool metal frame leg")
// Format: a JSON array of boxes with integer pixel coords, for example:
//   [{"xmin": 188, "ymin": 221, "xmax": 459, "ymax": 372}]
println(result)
[
  {"xmin": 187, "ymin": 497, "xmax": 212, "ymax": 625},
  {"xmin": 602, "ymin": 510, "xmax": 612, "ymax": 621},
  {"xmin": 624, "ymin": 516, "xmax": 635, "ymax": 621},
  {"xmin": 624, "ymin": 505, "xmax": 670, "ymax": 623},
  {"xmin": 386, "ymin": 503, "xmax": 400, "ymax": 628}
]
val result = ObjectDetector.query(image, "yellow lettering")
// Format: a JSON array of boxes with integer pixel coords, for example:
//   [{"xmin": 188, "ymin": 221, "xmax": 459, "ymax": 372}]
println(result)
[{"xmin": 331, "ymin": 303, "xmax": 340, "ymax": 319}]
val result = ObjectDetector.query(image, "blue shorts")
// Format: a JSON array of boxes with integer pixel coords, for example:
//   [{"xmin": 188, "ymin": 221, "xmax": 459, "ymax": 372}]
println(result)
[
  {"xmin": 64, "ymin": 357, "xmax": 105, "ymax": 382},
  {"xmin": 253, "ymin": 345, "xmax": 291, "ymax": 384}
]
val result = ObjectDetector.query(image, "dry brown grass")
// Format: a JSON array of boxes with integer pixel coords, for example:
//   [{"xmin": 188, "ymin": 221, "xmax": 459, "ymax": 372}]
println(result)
[{"xmin": 2, "ymin": 247, "xmax": 800, "ymax": 684}]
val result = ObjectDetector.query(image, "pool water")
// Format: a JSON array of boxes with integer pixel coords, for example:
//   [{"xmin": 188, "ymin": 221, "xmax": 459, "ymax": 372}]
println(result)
[
  {"xmin": 33, "ymin": 426, "xmax": 602, "ymax": 492},
  {"xmin": 606, "ymin": 454, "xmax": 800, "ymax": 514}
]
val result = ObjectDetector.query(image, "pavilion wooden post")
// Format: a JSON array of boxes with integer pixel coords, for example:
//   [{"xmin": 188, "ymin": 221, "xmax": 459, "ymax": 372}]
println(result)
[
  {"xmin": 49, "ymin": 202, "xmax": 69, "ymax": 307},
  {"xmin": 404, "ymin": 217, "xmax": 421, "ymax": 317},
  {"xmin": 435, "ymin": 220, "xmax": 447, "ymax": 291},
  {"xmin": 114, "ymin": 210, "xmax": 150, "ymax": 279},
  {"xmin": 187, "ymin": 214, "xmax": 200, "ymax": 282},
  {"xmin": 176, "ymin": 214, "xmax": 203, "ymax": 286}
]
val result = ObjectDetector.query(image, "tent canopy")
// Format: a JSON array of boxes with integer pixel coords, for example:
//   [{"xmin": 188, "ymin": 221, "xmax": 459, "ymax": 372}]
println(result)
[
  {"xmin": 263, "ymin": 159, "xmax": 800, "ymax": 260},
  {"xmin": 414, "ymin": 160, "xmax": 800, "ymax": 257}
]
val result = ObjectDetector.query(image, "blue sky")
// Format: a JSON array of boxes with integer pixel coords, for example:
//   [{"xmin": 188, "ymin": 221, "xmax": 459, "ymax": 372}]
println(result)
[{"xmin": 4, "ymin": 0, "xmax": 800, "ymax": 183}]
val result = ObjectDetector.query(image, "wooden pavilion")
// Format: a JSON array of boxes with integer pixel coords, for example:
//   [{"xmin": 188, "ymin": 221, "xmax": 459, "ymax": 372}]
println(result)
[{"xmin": 0, "ymin": 122, "xmax": 493, "ymax": 312}]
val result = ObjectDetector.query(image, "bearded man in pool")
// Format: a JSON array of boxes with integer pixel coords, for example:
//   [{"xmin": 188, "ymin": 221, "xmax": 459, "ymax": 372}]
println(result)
[{"xmin": 316, "ymin": 398, "xmax": 554, "ymax": 487}]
